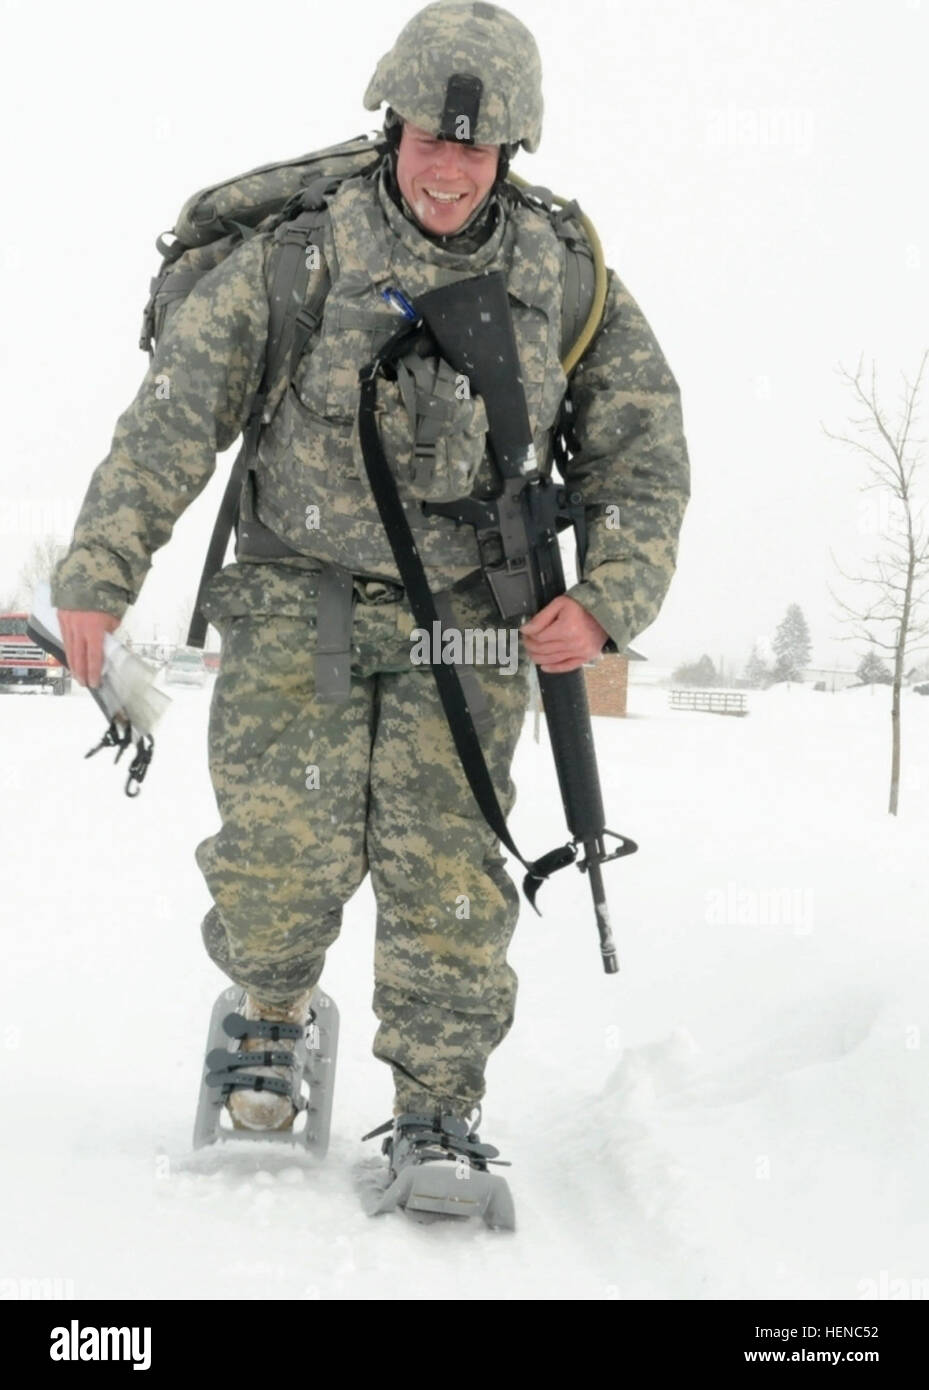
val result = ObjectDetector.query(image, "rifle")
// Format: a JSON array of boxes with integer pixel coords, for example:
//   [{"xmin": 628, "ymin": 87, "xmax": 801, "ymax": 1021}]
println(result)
[{"xmin": 358, "ymin": 271, "xmax": 636, "ymax": 974}]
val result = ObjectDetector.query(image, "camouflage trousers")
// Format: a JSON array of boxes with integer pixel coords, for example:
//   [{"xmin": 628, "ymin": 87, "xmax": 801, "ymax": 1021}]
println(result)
[{"xmin": 195, "ymin": 571, "xmax": 531, "ymax": 1115}]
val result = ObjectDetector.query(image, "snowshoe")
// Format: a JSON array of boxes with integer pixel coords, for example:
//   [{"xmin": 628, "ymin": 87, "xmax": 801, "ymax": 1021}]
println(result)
[
  {"xmin": 362, "ymin": 1108, "xmax": 516, "ymax": 1231},
  {"xmin": 192, "ymin": 984, "xmax": 338, "ymax": 1155}
]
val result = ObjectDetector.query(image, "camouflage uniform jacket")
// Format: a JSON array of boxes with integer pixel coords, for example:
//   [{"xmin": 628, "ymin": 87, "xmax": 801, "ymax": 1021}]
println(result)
[{"xmin": 51, "ymin": 162, "xmax": 690, "ymax": 654}]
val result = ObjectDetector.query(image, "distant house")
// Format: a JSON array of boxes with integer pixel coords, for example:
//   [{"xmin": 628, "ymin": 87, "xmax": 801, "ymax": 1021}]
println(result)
[
  {"xmin": 584, "ymin": 648, "xmax": 646, "ymax": 717},
  {"xmin": 802, "ymin": 667, "xmax": 860, "ymax": 692}
]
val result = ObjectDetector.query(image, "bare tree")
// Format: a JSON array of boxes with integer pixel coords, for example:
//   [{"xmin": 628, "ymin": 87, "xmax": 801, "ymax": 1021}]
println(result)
[
  {"xmin": 825, "ymin": 352, "xmax": 929, "ymax": 815},
  {"xmin": 173, "ymin": 597, "xmax": 196, "ymax": 648},
  {"xmin": 17, "ymin": 536, "xmax": 69, "ymax": 605}
]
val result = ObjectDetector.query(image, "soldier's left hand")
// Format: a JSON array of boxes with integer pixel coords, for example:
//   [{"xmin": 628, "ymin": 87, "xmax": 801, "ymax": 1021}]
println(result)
[{"xmin": 521, "ymin": 596, "xmax": 609, "ymax": 673}]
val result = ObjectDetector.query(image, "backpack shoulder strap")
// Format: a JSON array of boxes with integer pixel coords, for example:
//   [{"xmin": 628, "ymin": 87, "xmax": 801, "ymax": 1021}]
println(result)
[
  {"xmin": 504, "ymin": 173, "xmax": 608, "ymax": 375},
  {"xmin": 262, "ymin": 201, "xmax": 332, "ymax": 421},
  {"xmin": 187, "ymin": 200, "xmax": 334, "ymax": 648}
]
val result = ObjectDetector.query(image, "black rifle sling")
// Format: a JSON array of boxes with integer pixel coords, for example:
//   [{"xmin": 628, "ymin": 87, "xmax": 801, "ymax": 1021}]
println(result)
[{"xmin": 357, "ymin": 341, "xmax": 577, "ymax": 910}]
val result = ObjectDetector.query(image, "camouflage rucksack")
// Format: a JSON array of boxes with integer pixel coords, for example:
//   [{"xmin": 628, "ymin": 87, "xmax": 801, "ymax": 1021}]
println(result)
[
  {"xmin": 139, "ymin": 134, "xmax": 384, "ymax": 357},
  {"xmin": 135, "ymin": 134, "xmax": 607, "ymax": 643}
]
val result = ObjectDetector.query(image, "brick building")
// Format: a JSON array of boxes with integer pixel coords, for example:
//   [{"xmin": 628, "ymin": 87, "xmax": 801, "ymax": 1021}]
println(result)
[{"xmin": 583, "ymin": 648, "xmax": 645, "ymax": 717}]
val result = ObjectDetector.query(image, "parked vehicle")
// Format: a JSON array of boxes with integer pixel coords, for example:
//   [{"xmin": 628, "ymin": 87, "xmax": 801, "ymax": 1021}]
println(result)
[
  {"xmin": 0, "ymin": 613, "xmax": 71, "ymax": 694},
  {"xmin": 165, "ymin": 647, "xmax": 207, "ymax": 687}
]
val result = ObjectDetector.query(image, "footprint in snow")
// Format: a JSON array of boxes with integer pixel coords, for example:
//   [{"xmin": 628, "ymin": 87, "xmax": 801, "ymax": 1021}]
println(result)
[{"xmin": 608, "ymin": 992, "xmax": 883, "ymax": 1112}]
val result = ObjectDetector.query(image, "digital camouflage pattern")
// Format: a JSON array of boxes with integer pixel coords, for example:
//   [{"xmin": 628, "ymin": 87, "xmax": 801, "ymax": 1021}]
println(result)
[
  {"xmin": 197, "ymin": 573, "xmax": 530, "ymax": 1113},
  {"xmin": 51, "ymin": 230, "xmax": 273, "ymax": 617},
  {"xmin": 560, "ymin": 270, "xmax": 691, "ymax": 652},
  {"xmin": 363, "ymin": 1, "xmax": 543, "ymax": 153},
  {"xmin": 171, "ymin": 137, "xmax": 381, "ymax": 251},
  {"xmin": 51, "ymin": 160, "xmax": 690, "ymax": 655},
  {"xmin": 50, "ymin": 48, "xmax": 690, "ymax": 1111},
  {"xmin": 251, "ymin": 165, "xmax": 569, "ymax": 581}
]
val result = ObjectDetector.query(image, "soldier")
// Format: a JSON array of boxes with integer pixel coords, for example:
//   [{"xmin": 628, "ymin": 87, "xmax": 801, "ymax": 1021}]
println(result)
[{"xmin": 51, "ymin": 0, "xmax": 689, "ymax": 1219}]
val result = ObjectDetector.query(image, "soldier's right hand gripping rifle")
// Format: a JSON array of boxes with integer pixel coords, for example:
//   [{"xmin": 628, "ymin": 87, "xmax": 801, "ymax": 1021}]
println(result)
[{"xmin": 358, "ymin": 271, "xmax": 637, "ymax": 975}]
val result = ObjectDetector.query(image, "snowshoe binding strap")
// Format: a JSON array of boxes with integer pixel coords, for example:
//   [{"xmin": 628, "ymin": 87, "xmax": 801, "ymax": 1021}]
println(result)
[
  {"xmin": 204, "ymin": 1038, "xmax": 306, "ymax": 1098},
  {"xmin": 204, "ymin": 1067, "xmax": 297, "ymax": 1099},
  {"xmin": 206, "ymin": 1047, "xmax": 299, "ymax": 1072},
  {"xmin": 362, "ymin": 1109, "xmax": 510, "ymax": 1168},
  {"xmin": 221, "ymin": 1010, "xmax": 314, "ymax": 1043}
]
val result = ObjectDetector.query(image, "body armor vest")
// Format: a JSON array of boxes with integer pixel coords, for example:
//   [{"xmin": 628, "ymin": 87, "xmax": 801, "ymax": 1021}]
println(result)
[{"xmin": 251, "ymin": 166, "xmax": 570, "ymax": 589}]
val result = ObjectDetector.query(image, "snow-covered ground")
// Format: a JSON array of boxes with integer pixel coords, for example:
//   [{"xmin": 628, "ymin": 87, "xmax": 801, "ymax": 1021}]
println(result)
[{"xmin": 1, "ymin": 677, "xmax": 926, "ymax": 1300}]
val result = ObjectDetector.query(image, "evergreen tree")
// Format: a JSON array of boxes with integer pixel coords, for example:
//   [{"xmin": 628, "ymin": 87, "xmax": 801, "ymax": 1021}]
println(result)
[
  {"xmin": 672, "ymin": 654, "xmax": 718, "ymax": 687},
  {"xmin": 772, "ymin": 604, "xmax": 812, "ymax": 682},
  {"xmin": 857, "ymin": 648, "xmax": 891, "ymax": 685}
]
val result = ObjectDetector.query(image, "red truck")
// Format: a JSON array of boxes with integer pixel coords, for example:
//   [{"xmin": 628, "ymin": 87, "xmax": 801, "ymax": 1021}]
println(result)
[{"xmin": 0, "ymin": 612, "xmax": 72, "ymax": 695}]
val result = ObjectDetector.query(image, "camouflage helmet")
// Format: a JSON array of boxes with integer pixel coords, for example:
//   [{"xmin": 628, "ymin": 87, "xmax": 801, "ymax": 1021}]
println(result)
[{"xmin": 363, "ymin": 1, "xmax": 543, "ymax": 154}]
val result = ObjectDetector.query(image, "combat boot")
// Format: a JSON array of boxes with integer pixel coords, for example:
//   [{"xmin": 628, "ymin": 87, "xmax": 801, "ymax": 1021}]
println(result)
[{"xmin": 226, "ymin": 990, "xmax": 315, "ymax": 1131}]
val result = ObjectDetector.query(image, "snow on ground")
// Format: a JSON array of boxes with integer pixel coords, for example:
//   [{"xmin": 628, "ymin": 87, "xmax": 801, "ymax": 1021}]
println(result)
[{"xmin": 1, "ymin": 676, "xmax": 927, "ymax": 1300}]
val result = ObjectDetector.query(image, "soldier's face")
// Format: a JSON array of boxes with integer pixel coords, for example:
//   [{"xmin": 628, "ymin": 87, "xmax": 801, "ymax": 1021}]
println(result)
[{"xmin": 396, "ymin": 122, "xmax": 500, "ymax": 235}]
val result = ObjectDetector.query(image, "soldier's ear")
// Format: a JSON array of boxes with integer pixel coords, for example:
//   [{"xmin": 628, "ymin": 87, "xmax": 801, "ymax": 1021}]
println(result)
[{"xmin": 384, "ymin": 107, "xmax": 403, "ymax": 154}]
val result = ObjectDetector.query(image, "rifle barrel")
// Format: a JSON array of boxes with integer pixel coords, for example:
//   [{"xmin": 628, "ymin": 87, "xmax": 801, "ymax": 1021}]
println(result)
[{"xmin": 584, "ymin": 851, "xmax": 619, "ymax": 974}]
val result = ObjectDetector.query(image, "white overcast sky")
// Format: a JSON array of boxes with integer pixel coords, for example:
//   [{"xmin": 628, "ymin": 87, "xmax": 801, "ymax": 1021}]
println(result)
[{"xmin": 1, "ymin": 0, "xmax": 927, "ymax": 671}]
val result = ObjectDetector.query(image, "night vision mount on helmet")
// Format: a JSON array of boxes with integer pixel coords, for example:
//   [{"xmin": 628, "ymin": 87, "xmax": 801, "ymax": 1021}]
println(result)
[{"xmin": 363, "ymin": 1, "xmax": 544, "ymax": 153}]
